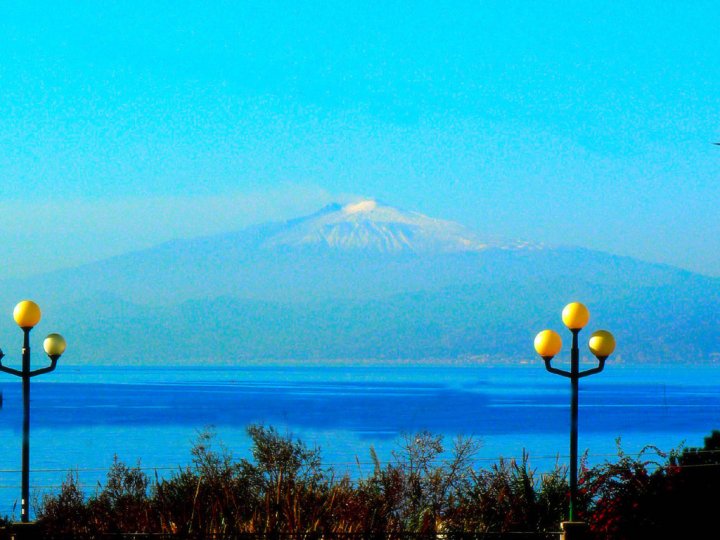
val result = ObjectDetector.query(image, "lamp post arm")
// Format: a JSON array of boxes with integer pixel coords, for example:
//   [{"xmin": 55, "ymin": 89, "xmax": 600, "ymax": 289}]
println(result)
[
  {"xmin": 577, "ymin": 357, "xmax": 607, "ymax": 379},
  {"xmin": 28, "ymin": 358, "xmax": 59, "ymax": 378},
  {"xmin": 543, "ymin": 358, "xmax": 572, "ymax": 378},
  {"xmin": 0, "ymin": 361, "xmax": 23, "ymax": 378}
]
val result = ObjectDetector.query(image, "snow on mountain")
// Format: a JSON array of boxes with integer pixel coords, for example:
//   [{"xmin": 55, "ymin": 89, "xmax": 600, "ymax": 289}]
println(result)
[{"xmin": 260, "ymin": 200, "xmax": 539, "ymax": 253}]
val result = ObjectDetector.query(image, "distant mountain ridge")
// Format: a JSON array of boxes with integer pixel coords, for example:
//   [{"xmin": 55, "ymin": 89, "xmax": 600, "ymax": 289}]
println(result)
[{"xmin": 0, "ymin": 201, "xmax": 717, "ymax": 365}]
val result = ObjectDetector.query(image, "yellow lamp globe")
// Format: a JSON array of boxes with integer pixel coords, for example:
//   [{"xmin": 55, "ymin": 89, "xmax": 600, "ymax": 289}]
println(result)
[
  {"xmin": 534, "ymin": 329, "xmax": 563, "ymax": 358},
  {"xmin": 13, "ymin": 300, "xmax": 42, "ymax": 329},
  {"xmin": 44, "ymin": 333, "xmax": 67, "ymax": 358},
  {"xmin": 562, "ymin": 302, "xmax": 590, "ymax": 330},
  {"xmin": 589, "ymin": 330, "xmax": 615, "ymax": 358}
]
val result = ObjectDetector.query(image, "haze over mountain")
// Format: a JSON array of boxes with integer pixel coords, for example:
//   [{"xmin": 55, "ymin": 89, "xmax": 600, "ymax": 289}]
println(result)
[{"xmin": 1, "ymin": 200, "xmax": 718, "ymax": 365}]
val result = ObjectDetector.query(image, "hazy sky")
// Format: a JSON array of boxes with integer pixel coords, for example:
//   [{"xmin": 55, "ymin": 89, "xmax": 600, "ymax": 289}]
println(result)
[{"xmin": 1, "ymin": 1, "xmax": 719, "ymax": 278}]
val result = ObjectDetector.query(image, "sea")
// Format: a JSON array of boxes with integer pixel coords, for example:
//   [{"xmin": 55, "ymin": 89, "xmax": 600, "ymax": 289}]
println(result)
[{"xmin": 0, "ymin": 362, "xmax": 719, "ymax": 518}]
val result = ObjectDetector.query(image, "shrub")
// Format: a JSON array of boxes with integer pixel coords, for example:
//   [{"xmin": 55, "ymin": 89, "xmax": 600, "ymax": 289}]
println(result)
[
  {"xmin": 90, "ymin": 456, "xmax": 154, "ymax": 534},
  {"xmin": 38, "ymin": 425, "xmax": 720, "ymax": 538},
  {"xmin": 580, "ymin": 442, "xmax": 679, "ymax": 539},
  {"xmin": 37, "ymin": 472, "xmax": 92, "ymax": 538},
  {"xmin": 452, "ymin": 452, "xmax": 567, "ymax": 533}
]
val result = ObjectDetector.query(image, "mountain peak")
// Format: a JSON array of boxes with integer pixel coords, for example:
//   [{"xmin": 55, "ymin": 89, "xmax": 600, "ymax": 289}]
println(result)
[
  {"xmin": 262, "ymin": 200, "xmax": 536, "ymax": 254},
  {"xmin": 343, "ymin": 199, "xmax": 378, "ymax": 214}
]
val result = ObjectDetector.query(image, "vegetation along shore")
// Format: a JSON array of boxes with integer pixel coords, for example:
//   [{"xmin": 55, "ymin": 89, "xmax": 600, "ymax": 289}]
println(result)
[{"xmin": 3, "ymin": 426, "xmax": 716, "ymax": 540}]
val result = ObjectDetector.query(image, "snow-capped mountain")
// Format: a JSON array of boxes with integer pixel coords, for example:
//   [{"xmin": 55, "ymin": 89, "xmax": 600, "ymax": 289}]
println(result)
[
  {"xmin": 0, "ymin": 200, "xmax": 534, "ymax": 306},
  {"xmin": 0, "ymin": 201, "xmax": 718, "ymax": 364},
  {"xmin": 259, "ymin": 200, "xmax": 537, "ymax": 253},
  {"xmin": 0, "ymin": 200, "xmax": 546, "ymax": 305}
]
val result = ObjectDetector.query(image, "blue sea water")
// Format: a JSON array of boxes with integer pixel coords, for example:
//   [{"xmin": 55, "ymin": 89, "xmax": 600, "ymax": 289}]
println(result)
[{"xmin": 0, "ymin": 363, "xmax": 719, "ymax": 518}]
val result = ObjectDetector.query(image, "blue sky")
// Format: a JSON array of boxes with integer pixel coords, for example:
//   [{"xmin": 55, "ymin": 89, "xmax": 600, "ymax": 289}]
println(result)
[{"xmin": 1, "ymin": 1, "xmax": 719, "ymax": 277}]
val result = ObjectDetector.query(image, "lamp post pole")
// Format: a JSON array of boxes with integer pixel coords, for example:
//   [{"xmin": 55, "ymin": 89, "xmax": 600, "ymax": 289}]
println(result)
[
  {"xmin": 22, "ymin": 329, "xmax": 31, "ymax": 522},
  {"xmin": 0, "ymin": 301, "xmax": 66, "ymax": 523},
  {"xmin": 534, "ymin": 302, "xmax": 615, "ymax": 532},
  {"xmin": 569, "ymin": 329, "xmax": 579, "ymax": 521}
]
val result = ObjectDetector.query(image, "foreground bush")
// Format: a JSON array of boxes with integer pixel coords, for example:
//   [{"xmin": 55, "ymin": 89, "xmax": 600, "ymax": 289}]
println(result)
[
  {"xmin": 35, "ymin": 427, "xmax": 720, "ymax": 538},
  {"xmin": 579, "ymin": 432, "xmax": 720, "ymax": 539}
]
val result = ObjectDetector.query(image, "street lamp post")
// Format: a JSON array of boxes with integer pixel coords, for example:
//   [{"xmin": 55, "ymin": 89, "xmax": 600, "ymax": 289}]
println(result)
[
  {"xmin": 534, "ymin": 302, "xmax": 615, "ymax": 532},
  {"xmin": 0, "ymin": 300, "xmax": 66, "ymax": 523}
]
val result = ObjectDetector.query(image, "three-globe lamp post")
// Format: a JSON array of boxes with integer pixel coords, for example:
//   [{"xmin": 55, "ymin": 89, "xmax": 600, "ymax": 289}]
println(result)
[
  {"xmin": 534, "ymin": 302, "xmax": 615, "ymax": 527},
  {"xmin": 0, "ymin": 301, "xmax": 66, "ymax": 523}
]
